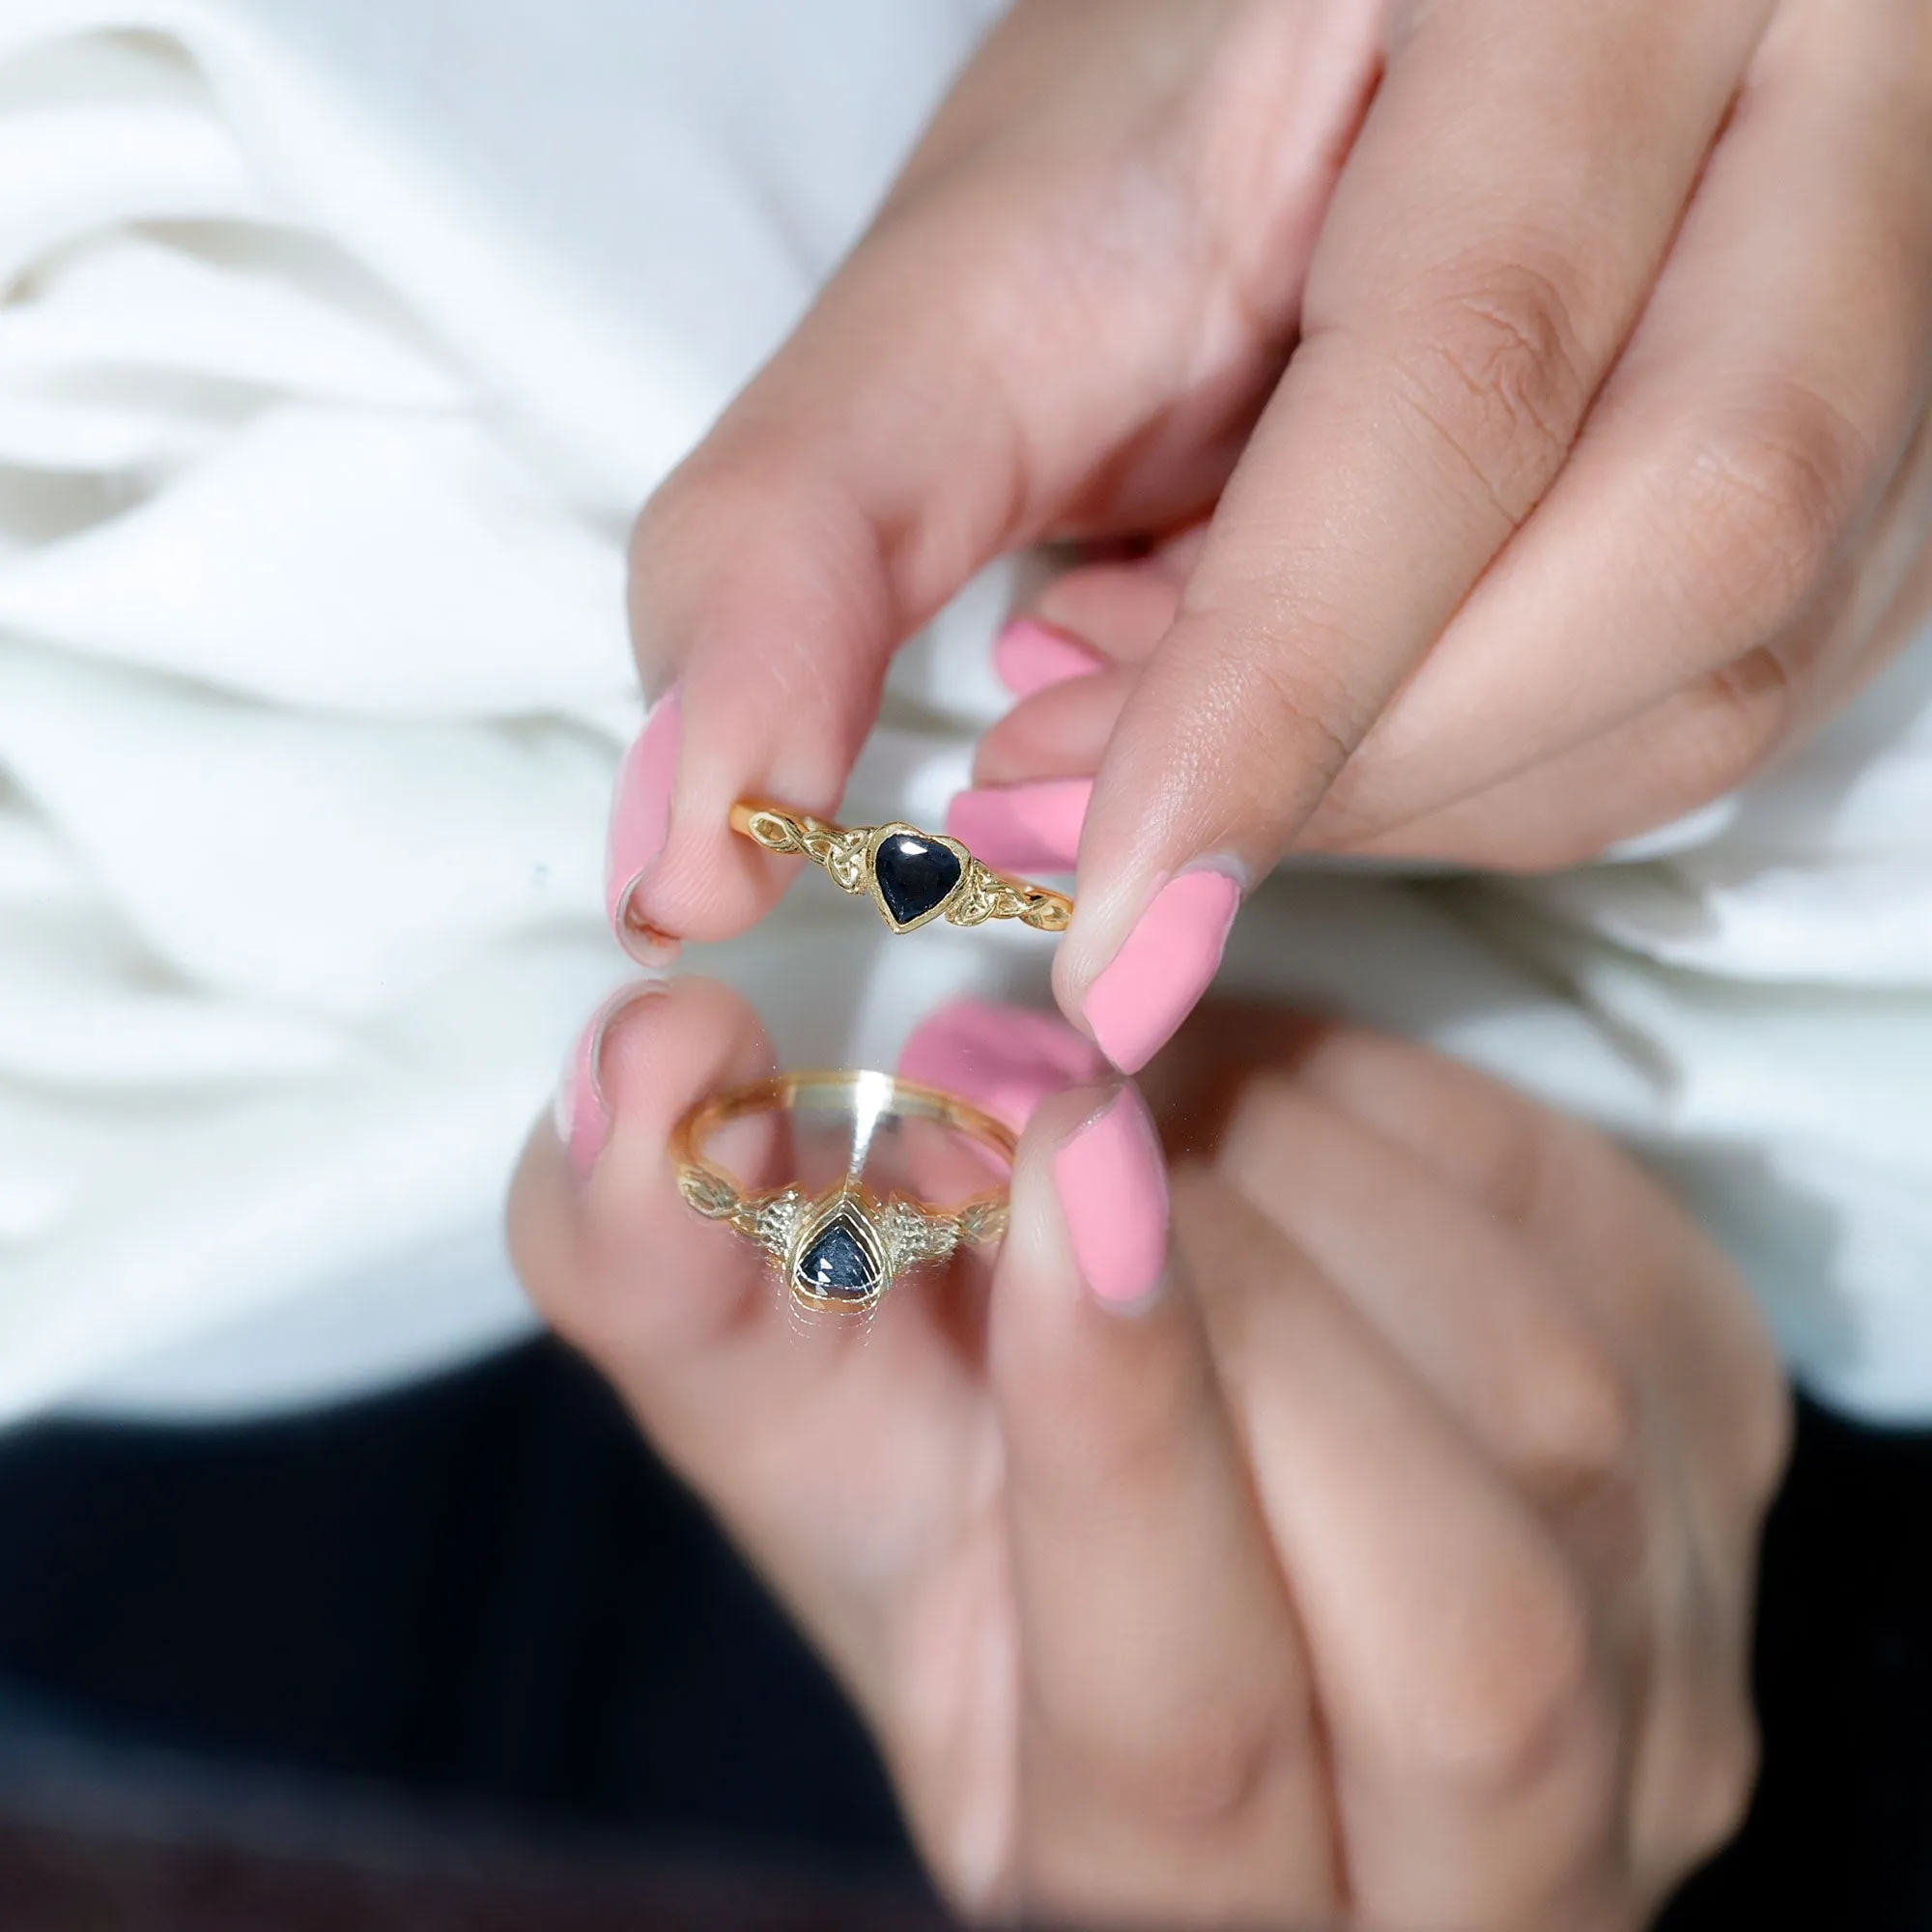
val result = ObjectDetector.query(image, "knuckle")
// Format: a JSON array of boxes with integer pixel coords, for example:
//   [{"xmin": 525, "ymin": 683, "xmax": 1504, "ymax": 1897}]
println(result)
[
  {"xmin": 1695, "ymin": 1712, "xmax": 1762, "ymax": 1856},
  {"xmin": 1690, "ymin": 643, "xmax": 1803, "ymax": 786},
  {"xmin": 630, "ymin": 444, "xmax": 792, "ymax": 595},
  {"xmin": 627, "ymin": 461, "xmax": 733, "ymax": 660},
  {"xmin": 1066, "ymin": 1703, "xmax": 1291, "ymax": 1838},
  {"xmin": 629, "ymin": 440, "xmax": 885, "ymax": 711},
  {"xmin": 1667, "ymin": 1708, "xmax": 1761, "ymax": 1871},
  {"xmin": 1384, "ymin": 252, "xmax": 1598, "ymax": 526},
  {"xmin": 1736, "ymin": 1358, "xmax": 1797, "ymax": 1512},
  {"xmin": 629, "ymin": 447, "xmax": 734, "ymax": 577},
  {"xmin": 1456, "ymin": 1097, "xmax": 1553, "ymax": 1226},
  {"xmin": 1236, "ymin": 624, "xmax": 1371, "ymax": 787},
  {"xmin": 1661, "ymin": 382, "xmax": 1872, "ymax": 641},
  {"xmin": 1517, "ymin": 1333, "xmax": 1645, "ymax": 1499},
  {"xmin": 1150, "ymin": 608, "xmax": 1369, "ymax": 825},
  {"xmin": 1605, "ymin": 650, "xmax": 1804, "ymax": 837},
  {"xmin": 1404, "ymin": 1565, "xmax": 1605, "ymax": 1802},
  {"xmin": 1025, "ymin": 1357, "xmax": 1213, "ymax": 1503}
]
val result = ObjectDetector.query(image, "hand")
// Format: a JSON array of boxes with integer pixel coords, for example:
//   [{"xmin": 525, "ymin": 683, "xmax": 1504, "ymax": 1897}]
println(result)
[
  {"xmin": 610, "ymin": 0, "xmax": 1932, "ymax": 1069},
  {"xmin": 512, "ymin": 987, "xmax": 1789, "ymax": 1928}
]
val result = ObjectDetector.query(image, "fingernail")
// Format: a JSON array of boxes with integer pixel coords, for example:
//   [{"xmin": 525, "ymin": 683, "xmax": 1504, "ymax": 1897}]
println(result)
[
  {"xmin": 1052, "ymin": 1086, "xmax": 1168, "ymax": 1309},
  {"xmin": 993, "ymin": 616, "xmax": 1103, "ymax": 697},
  {"xmin": 554, "ymin": 982, "xmax": 666, "ymax": 1180},
  {"xmin": 897, "ymin": 997, "xmax": 1109, "ymax": 1134},
  {"xmin": 945, "ymin": 778, "xmax": 1091, "ymax": 876},
  {"xmin": 606, "ymin": 688, "xmax": 682, "ymax": 966},
  {"xmin": 1082, "ymin": 866, "xmax": 1242, "ymax": 1075}
]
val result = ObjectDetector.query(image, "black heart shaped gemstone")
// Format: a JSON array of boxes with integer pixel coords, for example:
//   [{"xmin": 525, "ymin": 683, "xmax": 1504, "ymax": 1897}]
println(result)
[
  {"xmin": 874, "ymin": 832, "xmax": 962, "ymax": 928},
  {"xmin": 795, "ymin": 1213, "xmax": 880, "ymax": 1302}
]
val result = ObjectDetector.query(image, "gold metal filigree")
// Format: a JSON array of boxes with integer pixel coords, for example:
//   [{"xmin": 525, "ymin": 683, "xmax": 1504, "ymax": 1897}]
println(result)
[{"xmin": 730, "ymin": 802, "xmax": 1072, "ymax": 935}]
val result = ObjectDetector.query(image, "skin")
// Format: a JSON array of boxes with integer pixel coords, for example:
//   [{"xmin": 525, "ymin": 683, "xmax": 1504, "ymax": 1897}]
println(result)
[
  {"xmin": 619, "ymin": 0, "xmax": 1932, "ymax": 1065},
  {"xmin": 510, "ymin": 991, "xmax": 1789, "ymax": 1929},
  {"xmin": 532, "ymin": 1, "xmax": 1921, "ymax": 1913}
]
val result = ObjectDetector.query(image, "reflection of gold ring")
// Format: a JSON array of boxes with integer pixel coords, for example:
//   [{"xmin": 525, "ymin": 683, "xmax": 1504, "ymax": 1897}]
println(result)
[
  {"xmin": 729, "ymin": 799, "xmax": 1073, "ymax": 935},
  {"xmin": 671, "ymin": 1070, "xmax": 1015, "ymax": 1313}
]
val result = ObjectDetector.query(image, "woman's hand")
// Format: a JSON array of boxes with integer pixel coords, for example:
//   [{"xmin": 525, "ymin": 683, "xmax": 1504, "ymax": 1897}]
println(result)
[
  {"xmin": 611, "ymin": 0, "xmax": 1932, "ymax": 1071},
  {"xmin": 511, "ymin": 987, "xmax": 1789, "ymax": 1928}
]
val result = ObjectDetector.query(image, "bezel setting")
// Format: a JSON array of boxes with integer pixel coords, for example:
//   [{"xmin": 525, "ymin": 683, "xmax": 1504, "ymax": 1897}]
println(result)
[
  {"xmin": 865, "ymin": 822, "xmax": 972, "ymax": 933},
  {"xmin": 787, "ymin": 1190, "xmax": 891, "ymax": 1313},
  {"xmin": 672, "ymin": 1069, "xmax": 1016, "ymax": 1316},
  {"xmin": 728, "ymin": 800, "xmax": 1072, "ymax": 935}
]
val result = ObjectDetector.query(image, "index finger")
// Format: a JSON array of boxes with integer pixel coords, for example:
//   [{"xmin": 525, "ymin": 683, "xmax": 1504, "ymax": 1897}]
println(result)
[{"xmin": 1058, "ymin": 0, "xmax": 1771, "ymax": 1071}]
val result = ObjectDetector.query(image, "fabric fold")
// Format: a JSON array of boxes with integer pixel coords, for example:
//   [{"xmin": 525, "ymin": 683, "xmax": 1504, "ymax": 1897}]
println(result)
[{"xmin": 0, "ymin": 0, "xmax": 1929, "ymax": 1426}]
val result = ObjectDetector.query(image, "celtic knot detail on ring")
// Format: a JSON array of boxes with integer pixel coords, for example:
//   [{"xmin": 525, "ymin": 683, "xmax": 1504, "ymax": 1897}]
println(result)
[
  {"xmin": 740, "ymin": 809, "xmax": 870, "ymax": 894},
  {"xmin": 731, "ymin": 802, "xmax": 1072, "ymax": 935},
  {"xmin": 952, "ymin": 864, "xmax": 1071, "ymax": 933},
  {"xmin": 677, "ymin": 1170, "xmax": 809, "ymax": 1250}
]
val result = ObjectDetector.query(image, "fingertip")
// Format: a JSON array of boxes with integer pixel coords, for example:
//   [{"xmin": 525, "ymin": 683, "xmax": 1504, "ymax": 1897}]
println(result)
[
  {"xmin": 998, "ymin": 1080, "xmax": 1171, "ymax": 1334},
  {"xmin": 621, "ymin": 480, "xmax": 891, "ymax": 943},
  {"xmin": 945, "ymin": 778, "xmax": 1090, "ymax": 878},
  {"xmin": 971, "ymin": 669, "xmax": 1126, "ymax": 786},
  {"xmin": 1028, "ymin": 546, "xmax": 1194, "ymax": 669},
  {"xmin": 988, "ymin": 1082, "xmax": 1172, "ymax": 1475},
  {"xmin": 1047, "ymin": 1084, "xmax": 1170, "ymax": 1310},
  {"xmin": 604, "ymin": 683, "xmax": 784, "ymax": 951},
  {"xmin": 613, "ymin": 909, "xmax": 683, "ymax": 971},
  {"xmin": 1063, "ymin": 865, "xmax": 1244, "ymax": 1075},
  {"xmin": 993, "ymin": 615, "xmax": 1106, "ymax": 696},
  {"xmin": 554, "ymin": 973, "xmax": 777, "ymax": 1206},
  {"xmin": 634, "ymin": 810, "xmax": 804, "ymax": 945},
  {"xmin": 518, "ymin": 976, "xmax": 677, "ymax": 1350},
  {"xmin": 897, "ymin": 996, "xmax": 1107, "ymax": 1135},
  {"xmin": 554, "ymin": 979, "xmax": 673, "ymax": 1180},
  {"xmin": 540, "ymin": 974, "xmax": 782, "ymax": 1371},
  {"xmin": 605, "ymin": 690, "xmax": 682, "ymax": 938},
  {"xmin": 594, "ymin": 974, "xmax": 776, "ymax": 1157}
]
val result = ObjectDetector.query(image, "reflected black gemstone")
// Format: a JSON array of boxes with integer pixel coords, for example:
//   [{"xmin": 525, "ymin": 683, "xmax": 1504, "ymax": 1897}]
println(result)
[
  {"xmin": 874, "ymin": 833, "xmax": 962, "ymax": 927},
  {"xmin": 796, "ymin": 1216, "xmax": 879, "ymax": 1300}
]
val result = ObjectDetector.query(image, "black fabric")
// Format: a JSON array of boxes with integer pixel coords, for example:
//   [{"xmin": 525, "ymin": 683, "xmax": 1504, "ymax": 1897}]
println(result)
[
  {"xmin": 0, "ymin": 1344, "xmax": 1928, "ymax": 1924},
  {"xmin": 1662, "ymin": 1397, "xmax": 1932, "ymax": 1930},
  {"xmin": 0, "ymin": 1341, "xmax": 910, "ymax": 1877}
]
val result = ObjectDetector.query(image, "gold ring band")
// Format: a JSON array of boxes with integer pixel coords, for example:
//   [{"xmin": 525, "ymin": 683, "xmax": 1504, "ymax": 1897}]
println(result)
[
  {"xmin": 672, "ymin": 1069, "xmax": 1015, "ymax": 1313},
  {"xmin": 729, "ymin": 800, "xmax": 1072, "ymax": 935}
]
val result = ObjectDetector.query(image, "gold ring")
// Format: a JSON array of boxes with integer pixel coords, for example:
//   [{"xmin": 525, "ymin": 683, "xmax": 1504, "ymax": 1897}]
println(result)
[
  {"xmin": 729, "ymin": 800, "xmax": 1073, "ymax": 935},
  {"xmin": 671, "ymin": 1069, "xmax": 1015, "ymax": 1313}
]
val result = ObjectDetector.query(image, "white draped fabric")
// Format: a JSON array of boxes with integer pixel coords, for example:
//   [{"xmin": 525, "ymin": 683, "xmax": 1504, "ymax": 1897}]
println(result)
[{"xmin": 1, "ymin": 0, "xmax": 1929, "ymax": 1423}]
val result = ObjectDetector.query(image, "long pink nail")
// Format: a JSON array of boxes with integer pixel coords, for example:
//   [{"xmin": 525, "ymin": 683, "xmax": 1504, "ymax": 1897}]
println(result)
[
  {"xmin": 946, "ymin": 778, "xmax": 1091, "ymax": 876},
  {"xmin": 897, "ymin": 997, "xmax": 1108, "ymax": 1134},
  {"xmin": 605, "ymin": 689, "xmax": 682, "ymax": 965},
  {"xmin": 1082, "ymin": 867, "xmax": 1241, "ymax": 1075},
  {"xmin": 993, "ymin": 617, "xmax": 1103, "ymax": 697},
  {"xmin": 554, "ymin": 982, "xmax": 665, "ymax": 1179},
  {"xmin": 1052, "ymin": 1087, "xmax": 1169, "ymax": 1308}
]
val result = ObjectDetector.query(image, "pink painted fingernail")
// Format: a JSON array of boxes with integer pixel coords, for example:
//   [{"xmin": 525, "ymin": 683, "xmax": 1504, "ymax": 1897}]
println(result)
[
  {"xmin": 946, "ymin": 778, "xmax": 1091, "ymax": 876},
  {"xmin": 897, "ymin": 997, "xmax": 1109, "ymax": 1134},
  {"xmin": 554, "ymin": 982, "xmax": 666, "ymax": 1180},
  {"xmin": 605, "ymin": 689, "xmax": 682, "ymax": 966},
  {"xmin": 1082, "ymin": 867, "xmax": 1242, "ymax": 1075},
  {"xmin": 993, "ymin": 617, "xmax": 1104, "ymax": 697},
  {"xmin": 1052, "ymin": 1086, "xmax": 1169, "ymax": 1308}
]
